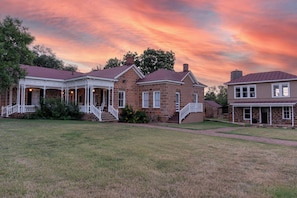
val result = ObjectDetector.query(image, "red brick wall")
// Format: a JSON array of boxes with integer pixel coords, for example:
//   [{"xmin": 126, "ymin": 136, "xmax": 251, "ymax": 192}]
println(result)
[{"xmin": 114, "ymin": 68, "xmax": 140, "ymax": 110}]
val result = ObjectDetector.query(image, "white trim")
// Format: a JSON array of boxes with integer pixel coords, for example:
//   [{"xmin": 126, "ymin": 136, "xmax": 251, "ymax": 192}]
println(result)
[
  {"xmin": 118, "ymin": 90, "xmax": 125, "ymax": 108},
  {"xmin": 153, "ymin": 91, "xmax": 160, "ymax": 108},
  {"xmin": 142, "ymin": 91, "xmax": 149, "ymax": 108},
  {"xmin": 271, "ymin": 82, "xmax": 290, "ymax": 98},
  {"xmin": 234, "ymin": 85, "xmax": 256, "ymax": 99},
  {"xmin": 114, "ymin": 65, "xmax": 145, "ymax": 79},
  {"xmin": 225, "ymin": 78, "xmax": 297, "ymax": 85},
  {"xmin": 282, "ymin": 106, "xmax": 291, "ymax": 119},
  {"xmin": 137, "ymin": 80, "xmax": 184, "ymax": 85},
  {"xmin": 231, "ymin": 102, "xmax": 296, "ymax": 107}
]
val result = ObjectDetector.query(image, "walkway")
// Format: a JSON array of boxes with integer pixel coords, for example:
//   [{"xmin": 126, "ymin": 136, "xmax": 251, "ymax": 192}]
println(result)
[{"xmin": 132, "ymin": 124, "xmax": 297, "ymax": 147}]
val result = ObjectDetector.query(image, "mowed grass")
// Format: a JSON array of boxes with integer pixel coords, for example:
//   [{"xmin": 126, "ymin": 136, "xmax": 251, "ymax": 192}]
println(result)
[
  {"xmin": 158, "ymin": 120, "xmax": 238, "ymax": 130},
  {"xmin": 221, "ymin": 127, "xmax": 297, "ymax": 141},
  {"xmin": 0, "ymin": 119, "xmax": 297, "ymax": 197}
]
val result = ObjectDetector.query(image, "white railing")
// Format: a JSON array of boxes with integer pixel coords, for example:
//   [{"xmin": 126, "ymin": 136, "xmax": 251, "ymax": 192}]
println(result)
[
  {"xmin": 108, "ymin": 105, "xmax": 119, "ymax": 120},
  {"xmin": 179, "ymin": 103, "xmax": 203, "ymax": 124},
  {"xmin": 90, "ymin": 104, "xmax": 102, "ymax": 121},
  {"xmin": 1, "ymin": 104, "xmax": 37, "ymax": 117}
]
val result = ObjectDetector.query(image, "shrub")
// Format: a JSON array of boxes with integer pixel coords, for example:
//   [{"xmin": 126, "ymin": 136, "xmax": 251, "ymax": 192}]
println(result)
[
  {"xmin": 35, "ymin": 98, "xmax": 83, "ymax": 120},
  {"xmin": 120, "ymin": 105, "xmax": 148, "ymax": 123}
]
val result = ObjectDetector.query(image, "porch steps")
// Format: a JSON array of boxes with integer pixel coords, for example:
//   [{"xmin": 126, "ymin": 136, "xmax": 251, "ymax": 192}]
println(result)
[
  {"xmin": 101, "ymin": 112, "xmax": 118, "ymax": 122},
  {"xmin": 167, "ymin": 112, "xmax": 179, "ymax": 123}
]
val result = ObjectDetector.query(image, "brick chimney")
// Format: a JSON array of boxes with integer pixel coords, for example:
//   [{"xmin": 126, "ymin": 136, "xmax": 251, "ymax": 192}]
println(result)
[
  {"xmin": 183, "ymin": 63, "xmax": 189, "ymax": 72},
  {"xmin": 231, "ymin": 70, "xmax": 243, "ymax": 81},
  {"xmin": 126, "ymin": 56, "xmax": 134, "ymax": 66}
]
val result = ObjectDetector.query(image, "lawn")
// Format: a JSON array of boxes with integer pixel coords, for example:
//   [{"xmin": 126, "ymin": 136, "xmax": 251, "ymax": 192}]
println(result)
[
  {"xmin": 158, "ymin": 120, "xmax": 238, "ymax": 130},
  {"xmin": 220, "ymin": 127, "xmax": 297, "ymax": 141},
  {"xmin": 0, "ymin": 119, "xmax": 297, "ymax": 197}
]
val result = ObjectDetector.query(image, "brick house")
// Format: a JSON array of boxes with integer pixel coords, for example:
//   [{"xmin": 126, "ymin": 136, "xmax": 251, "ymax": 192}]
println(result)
[
  {"xmin": 204, "ymin": 100, "xmax": 222, "ymax": 118},
  {"xmin": 225, "ymin": 70, "xmax": 297, "ymax": 127},
  {"xmin": 1, "ymin": 60, "xmax": 206, "ymax": 123}
]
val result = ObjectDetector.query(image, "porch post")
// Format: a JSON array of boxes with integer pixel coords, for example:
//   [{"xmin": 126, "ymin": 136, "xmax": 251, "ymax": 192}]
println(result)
[
  {"xmin": 291, "ymin": 105, "xmax": 294, "ymax": 127},
  {"xmin": 259, "ymin": 107, "xmax": 262, "ymax": 123},
  {"xmin": 17, "ymin": 85, "xmax": 20, "ymax": 112},
  {"xmin": 269, "ymin": 106, "xmax": 272, "ymax": 125},
  {"xmin": 90, "ymin": 86, "xmax": 93, "ymax": 107},
  {"xmin": 86, "ymin": 85, "xmax": 89, "ymax": 113},
  {"xmin": 84, "ymin": 85, "xmax": 87, "ymax": 113},
  {"xmin": 112, "ymin": 87, "xmax": 114, "ymax": 106},
  {"xmin": 43, "ymin": 86, "xmax": 46, "ymax": 99},
  {"xmin": 60, "ymin": 88, "xmax": 64, "ymax": 101},
  {"xmin": 75, "ymin": 87, "xmax": 78, "ymax": 105},
  {"xmin": 250, "ymin": 106, "xmax": 252, "ymax": 125},
  {"xmin": 21, "ymin": 85, "xmax": 26, "ymax": 113},
  {"xmin": 232, "ymin": 105, "xmax": 234, "ymax": 123},
  {"xmin": 9, "ymin": 88, "xmax": 12, "ymax": 106}
]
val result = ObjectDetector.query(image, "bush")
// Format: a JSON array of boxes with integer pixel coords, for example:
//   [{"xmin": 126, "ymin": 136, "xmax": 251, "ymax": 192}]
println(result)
[
  {"xmin": 120, "ymin": 105, "xmax": 148, "ymax": 123},
  {"xmin": 35, "ymin": 98, "xmax": 83, "ymax": 120}
]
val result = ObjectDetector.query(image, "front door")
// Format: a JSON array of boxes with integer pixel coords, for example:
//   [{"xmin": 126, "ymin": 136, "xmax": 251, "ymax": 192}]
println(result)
[
  {"xmin": 261, "ymin": 107, "xmax": 268, "ymax": 124},
  {"xmin": 175, "ymin": 92, "xmax": 180, "ymax": 112}
]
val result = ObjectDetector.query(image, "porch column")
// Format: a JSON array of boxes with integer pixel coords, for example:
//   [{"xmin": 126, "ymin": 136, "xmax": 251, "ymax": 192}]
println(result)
[
  {"xmin": 8, "ymin": 88, "xmax": 12, "ymax": 106},
  {"xmin": 75, "ymin": 87, "xmax": 78, "ymax": 105},
  {"xmin": 269, "ymin": 106, "xmax": 272, "ymax": 125},
  {"xmin": 112, "ymin": 87, "xmax": 114, "ymax": 106},
  {"xmin": 43, "ymin": 86, "xmax": 46, "ymax": 99},
  {"xmin": 21, "ymin": 85, "xmax": 26, "ymax": 113},
  {"xmin": 259, "ymin": 108, "xmax": 262, "ymax": 123},
  {"xmin": 232, "ymin": 105, "xmax": 234, "ymax": 123},
  {"xmin": 291, "ymin": 105, "xmax": 294, "ymax": 127},
  {"xmin": 60, "ymin": 88, "xmax": 64, "ymax": 101},
  {"xmin": 17, "ymin": 84, "xmax": 21, "ymax": 113},
  {"xmin": 250, "ymin": 106, "xmax": 252, "ymax": 125},
  {"xmin": 86, "ymin": 85, "xmax": 90, "ymax": 113},
  {"xmin": 90, "ymin": 86, "xmax": 94, "ymax": 107}
]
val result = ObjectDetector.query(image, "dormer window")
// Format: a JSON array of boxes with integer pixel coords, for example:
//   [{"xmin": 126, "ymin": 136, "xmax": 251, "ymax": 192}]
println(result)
[{"xmin": 272, "ymin": 83, "xmax": 289, "ymax": 97}]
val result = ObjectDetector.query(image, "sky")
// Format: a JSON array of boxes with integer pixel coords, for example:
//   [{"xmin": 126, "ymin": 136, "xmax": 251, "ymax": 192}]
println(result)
[{"xmin": 0, "ymin": 0, "xmax": 297, "ymax": 87}]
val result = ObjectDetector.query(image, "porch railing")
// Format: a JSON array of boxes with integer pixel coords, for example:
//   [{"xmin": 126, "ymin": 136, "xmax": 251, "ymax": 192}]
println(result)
[
  {"xmin": 108, "ymin": 105, "xmax": 119, "ymax": 120},
  {"xmin": 179, "ymin": 103, "xmax": 203, "ymax": 124},
  {"xmin": 90, "ymin": 105, "xmax": 102, "ymax": 121},
  {"xmin": 1, "ymin": 104, "xmax": 36, "ymax": 117}
]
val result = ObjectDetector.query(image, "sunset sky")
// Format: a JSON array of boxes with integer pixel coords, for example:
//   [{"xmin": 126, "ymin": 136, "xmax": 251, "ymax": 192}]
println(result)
[{"xmin": 1, "ymin": 0, "xmax": 296, "ymax": 87}]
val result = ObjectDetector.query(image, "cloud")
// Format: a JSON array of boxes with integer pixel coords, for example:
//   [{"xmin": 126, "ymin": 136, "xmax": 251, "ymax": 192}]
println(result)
[{"xmin": 0, "ymin": 0, "xmax": 296, "ymax": 86}]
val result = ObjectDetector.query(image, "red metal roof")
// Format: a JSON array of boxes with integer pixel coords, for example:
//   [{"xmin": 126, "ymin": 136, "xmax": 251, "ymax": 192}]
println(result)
[
  {"xmin": 137, "ymin": 69, "xmax": 189, "ymax": 83},
  {"xmin": 226, "ymin": 71, "xmax": 297, "ymax": 84},
  {"xmin": 21, "ymin": 65, "xmax": 84, "ymax": 80},
  {"xmin": 86, "ymin": 65, "xmax": 131, "ymax": 79}
]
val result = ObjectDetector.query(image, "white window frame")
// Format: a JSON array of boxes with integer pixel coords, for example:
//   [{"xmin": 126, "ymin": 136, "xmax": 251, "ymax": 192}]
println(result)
[
  {"xmin": 193, "ymin": 93, "xmax": 198, "ymax": 103},
  {"xmin": 118, "ymin": 91, "xmax": 125, "ymax": 108},
  {"xmin": 282, "ymin": 106, "xmax": 291, "ymax": 119},
  {"xmin": 153, "ymin": 91, "xmax": 160, "ymax": 108},
  {"xmin": 234, "ymin": 85, "xmax": 256, "ymax": 99},
  {"xmin": 142, "ymin": 92, "xmax": 149, "ymax": 108},
  {"xmin": 272, "ymin": 82, "xmax": 290, "ymax": 98},
  {"xmin": 243, "ymin": 108, "xmax": 250, "ymax": 120}
]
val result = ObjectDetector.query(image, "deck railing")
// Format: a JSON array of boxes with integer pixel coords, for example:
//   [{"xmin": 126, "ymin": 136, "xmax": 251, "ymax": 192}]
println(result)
[
  {"xmin": 90, "ymin": 104, "xmax": 102, "ymax": 121},
  {"xmin": 179, "ymin": 103, "xmax": 203, "ymax": 124},
  {"xmin": 1, "ymin": 104, "xmax": 36, "ymax": 117}
]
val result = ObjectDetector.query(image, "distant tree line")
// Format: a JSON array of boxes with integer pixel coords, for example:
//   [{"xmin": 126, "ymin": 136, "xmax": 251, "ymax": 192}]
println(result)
[{"xmin": 204, "ymin": 85, "xmax": 228, "ymax": 107}]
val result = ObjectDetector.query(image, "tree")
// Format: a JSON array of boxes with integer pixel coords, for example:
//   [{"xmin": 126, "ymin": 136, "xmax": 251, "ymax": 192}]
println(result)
[
  {"xmin": 104, "ymin": 57, "xmax": 122, "ymax": 69},
  {"xmin": 139, "ymin": 48, "xmax": 175, "ymax": 75},
  {"xmin": 204, "ymin": 85, "xmax": 228, "ymax": 106},
  {"xmin": 0, "ymin": 16, "xmax": 34, "ymax": 93},
  {"xmin": 32, "ymin": 44, "xmax": 77, "ymax": 71},
  {"xmin": 104, "ymin": 48, "xmax": 175, "ymax": 74}
]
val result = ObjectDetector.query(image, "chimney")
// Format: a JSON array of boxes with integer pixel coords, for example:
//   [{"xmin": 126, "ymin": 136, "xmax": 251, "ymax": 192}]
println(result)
[
  {"xmin": 231, "ymin": 70, "xmax": 243, "ymax": 81},
  {"xmin": 126, "ymin": 56, "xmax": 134, "ymax": 66},
  {"xmin": 183, "ymin": 63, "xmax": 189, "ymax": 72}
]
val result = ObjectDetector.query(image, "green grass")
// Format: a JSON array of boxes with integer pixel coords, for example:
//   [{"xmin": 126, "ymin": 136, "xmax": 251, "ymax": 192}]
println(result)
[
  {"xmin": 0, "ymin": 119, "xmax": 297, "ymax": 197},
  {"xmin": 221, "ymin": 127, "xmax": 297, "ymax": 141},
  {"xmin": 158, "ymin": 120, "xmax": 239, "ymax": 130}
]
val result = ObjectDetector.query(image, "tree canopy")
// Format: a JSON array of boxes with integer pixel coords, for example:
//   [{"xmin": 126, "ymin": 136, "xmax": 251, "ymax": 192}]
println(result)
[
  {"xmin": 104, "ymin": 48, "xmax": 175, "ymax": 75},
  {"xmin": 0, "ymin": 16, "xmax": 34, "ymax": 93},
  {"xmin": 205, "ymin": 85, "xmax": 228, "ymax": 106}
]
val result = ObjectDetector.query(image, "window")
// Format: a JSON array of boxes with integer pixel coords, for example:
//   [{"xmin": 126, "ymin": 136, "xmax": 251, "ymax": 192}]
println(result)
[
  {"xmin": 118, "ymin": 91, "xmax": 125, "ymax": 108},
  {"xmin": 272, "ymin": 83, "xmax": 290, "ymax": 97},
  {"xmin": 142, "ymin": 92, "xmax": 149, "ymax": 108},
  {"xmin": 282, "ymin": 107, "xmax": 291, "ymax": 119},
  {"xmin": 243, "ymin": 108, "xmax": 250, "ymax": 120},
  {"xmin": 234, "ymin": 85, "xmax": 256, "ymax": 98},
  {"xmin": 153, "ymin": 91, "xmax": 160, "ymax": 108},
  {"xmin": 193, "ymin": 93, "xmax": 198, "ymax": 103}
]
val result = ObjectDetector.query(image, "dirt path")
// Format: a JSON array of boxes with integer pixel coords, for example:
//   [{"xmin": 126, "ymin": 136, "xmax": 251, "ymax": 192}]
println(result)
[{"xmin": 131, "ymin": 124, "xmax": 297, "ymax": 147}]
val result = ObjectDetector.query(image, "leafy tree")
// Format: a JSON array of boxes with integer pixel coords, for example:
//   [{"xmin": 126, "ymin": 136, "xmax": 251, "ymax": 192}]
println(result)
[
  {"xmin": 104, "ymin": 48, "xmax": 175, "ymax": 74},
  {"xmin": 32, "ymin": 44, "xmax": 77, "ymax": 71},
  {"xmin": 139, "ymin": 48, "xmax": 175, "ymax": 75},
  {"xmin": 0, "ymin": 16, "xmax": 35, "ymax": 93},
  {"xmin": 104, "ymin": 57, "xmax": 122, "ymax": 69},
  {"xmin": 205, "ymin": 85, "xmax": 228, "ymax": 106}
]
